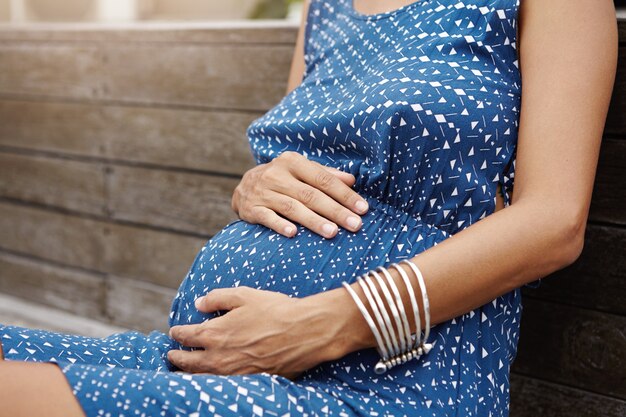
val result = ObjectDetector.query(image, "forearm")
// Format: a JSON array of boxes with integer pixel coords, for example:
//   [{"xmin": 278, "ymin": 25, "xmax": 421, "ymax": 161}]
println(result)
[{"xmin": 304, "ymin": 198, "xmax": 583, "ymax": 357}]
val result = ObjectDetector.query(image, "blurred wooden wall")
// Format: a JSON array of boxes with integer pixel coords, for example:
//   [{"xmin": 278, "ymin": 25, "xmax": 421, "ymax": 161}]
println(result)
[
  {"xmin": 0, "ymin": 15, "xmax": 624, "ymax": 417},
  {"xmin": 0, "ymin": 21, "xmax": 295, "ymax": 331}
]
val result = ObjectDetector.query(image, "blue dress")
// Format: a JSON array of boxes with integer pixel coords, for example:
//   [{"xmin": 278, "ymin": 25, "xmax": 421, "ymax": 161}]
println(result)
[{"xmin": 0, "ymin": 1, "xmax": 536, "ymax": 415}]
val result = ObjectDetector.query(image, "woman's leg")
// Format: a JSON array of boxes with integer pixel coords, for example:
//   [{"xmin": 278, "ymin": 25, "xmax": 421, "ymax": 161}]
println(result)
[
  {"xmin": 0, "ymin": 360, "xmax": 85, "ymax": 417},
  {"xmin": 0, "ymin": 325, "xmax": 177, "ymax": 370}
]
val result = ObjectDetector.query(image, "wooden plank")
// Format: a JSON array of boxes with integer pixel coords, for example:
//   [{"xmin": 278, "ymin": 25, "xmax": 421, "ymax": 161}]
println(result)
[
  {"xmin": 102, "ymin": 222, "xmax": 205, "ymax": 289},
  {"xmin": 105, "ymin": 276, "xmax": 176, "ymax": 333},
  {"xmin": 0, "ymin": 100, "xmax": 259, "ymax": 174},
  {"xmin": 0, "ymin": 100, "xmax": 107, "ymax": 156},
  {"xmin": 102, "ymin": 105, "xmax": 257, "ymax": 174},
  {"xmin": 510, "ymin": 373, "xmax": 626, "ymax": 417},
  {"xmin": 0, "ymin": 251, "xmax": 105, "ymax": 320},
  {"xmin": 589, "ymin": 139, "xmax": 626, "ymax": 225},
  {"xmin": 522, "ymin": 224, "xmax": 626, "ymax": 315},
  {"xmin": 108, "ymin": 165, "xmax": 239, "ymax": 235},
  {"xmin": 0, "ymin": 293, "xmax": 127, "ymax": 338},
  {"xmin": 0, "ymin": 152, "xmax": 241, "ymax": 235},
  {"xmin": 511, "ymin": 297, "xmax": 626, "ymax": 399},
  {"xmin": 0, "ymin": 202, "xmax": 106, "ymax": 271},
  {"xmin": 605, "ymin": 46, "xmax": 626, "ymax": 136},
  {"xmin": 99, "ymin": 44, "xmax": 292, "ymax": 111},
  {"xmin": 0, "ymin": 41, "xmax": 292, "ymax": 111},
  {"xmin": 0, "ymin": 43, "xmax": 102, "ymax": 99},
  {"xmin": 0, "ymin": 21, "xmax": 299, "ymax": 44},
  {"xmin": 0, "ymin": 153, "xmax": 107, "ymax": 215},
  {"xmin": 0, "ymin": 201, "xmax": 206, "ymax": 288}
]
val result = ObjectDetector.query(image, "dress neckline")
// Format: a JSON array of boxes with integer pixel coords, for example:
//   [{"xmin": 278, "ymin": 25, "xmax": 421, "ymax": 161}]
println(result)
[{"xmin": 346, "ymin": 0, "xmax": 433, "ymax": 21}]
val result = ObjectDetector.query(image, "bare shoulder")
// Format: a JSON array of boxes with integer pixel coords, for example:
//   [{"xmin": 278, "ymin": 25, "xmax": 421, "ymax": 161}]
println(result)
[{"xmin": 517, "ymin": 0, "xmax": 618, "ymax": 55}]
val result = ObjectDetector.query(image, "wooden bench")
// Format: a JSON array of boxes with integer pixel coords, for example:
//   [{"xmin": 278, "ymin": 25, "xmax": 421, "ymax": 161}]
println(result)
[{"xmin": 0, "ymin": 18, "xmax": 624, "ymax": 416}]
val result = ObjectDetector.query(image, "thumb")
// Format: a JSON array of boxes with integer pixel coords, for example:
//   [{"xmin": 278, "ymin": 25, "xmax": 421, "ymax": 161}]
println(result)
[
  {"xmin": 322, "ymin": 166, "xmax": 356, "ymax": 186},
  {"xmin": 195, "ymin": 286, "xmax": 253, "ymax": 313}
]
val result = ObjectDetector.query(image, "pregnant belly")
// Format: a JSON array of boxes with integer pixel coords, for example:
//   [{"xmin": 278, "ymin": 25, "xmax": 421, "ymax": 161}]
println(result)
[{"xmin": 169, "ymin": 197, "xmax": 451, "ymax": 327}]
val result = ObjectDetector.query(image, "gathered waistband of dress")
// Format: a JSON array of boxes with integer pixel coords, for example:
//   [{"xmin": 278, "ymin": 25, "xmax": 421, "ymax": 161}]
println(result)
[{"xmin": 361, "ymin": 194, "xmax": 451, "ymax": 238}]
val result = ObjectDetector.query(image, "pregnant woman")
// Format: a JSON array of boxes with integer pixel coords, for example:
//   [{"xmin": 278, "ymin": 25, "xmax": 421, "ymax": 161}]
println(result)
[{"xmin": 0, "ymin": 0, "xmax": 618, "ymax": 416}]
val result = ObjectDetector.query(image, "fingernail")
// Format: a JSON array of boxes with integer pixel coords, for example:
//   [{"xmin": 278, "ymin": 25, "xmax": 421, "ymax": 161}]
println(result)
[
  {"xmin": 194, "ymin": 297, "xmax": 203, "ymax": 309},
  {"xmin": 322, "ymin": 223, "xmax": 336, "ymax": 237},
  {"xmin": 284, "ymin": 226, "xmax": 294, "ymax": 236},
  {"xmin": 346, "ymin": 216, "xmax": 361, "ymax": 230},
  {"xmin": 355, "ymin": 200, "xmax": 368, "ymax": 213}
]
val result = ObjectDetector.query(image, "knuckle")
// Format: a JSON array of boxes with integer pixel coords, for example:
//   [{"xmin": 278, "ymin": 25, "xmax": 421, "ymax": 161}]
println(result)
[
  {"xmin": 260, "ymin": 167, "xmax": 281, "ymax": 185},
  {"xmin": 342, "ymin": 190, "xmax": 357, "ymax": 206},
  {"xmin": 258, "ymin": 189, "xmax": 271, "ymax": 205},
  {"xmin": 252, "ymin": 207, "xmax": 268, "ymax": 224},
  {"xmin": 280, "ymin": 199, "xmax": 296, "ymax": 215},
  {"xmin": 315, "ymin": 172, "xmax": 334, "ymax": 189},
  {"xmin": 298, "ymin": 187, "xmax": 315, "ymax": 205},
  {"xmin": 280, "ymin": 151, "xmax": 299, "ymax": 161}
]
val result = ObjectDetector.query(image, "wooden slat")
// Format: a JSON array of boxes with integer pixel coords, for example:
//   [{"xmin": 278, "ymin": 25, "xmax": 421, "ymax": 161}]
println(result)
[
  {"xmin": 0, "ymin": 42, "xmax": 293, "ymax": 111},
  {"xmin": 589, "ymin": 138, "xmax": 626, "ymax": 225},
  {"xmin": 511, "ymin": 297, "xmax": 626, "ymax": 399},
  {"xmin": 0, "ymin": 251, "xmax": 105, "ymax": 320},
  {"xmin": 0, "ymin": 99, "xmax": 258, "ymax": 174},
  {"xmin": 0, "ymin": 100, "xmax": 108, "ymax": 156},
  {"xmin": 102, "ymin": 105, "xmax": 257, "ymax": 174},
  {"xmin": 522, "ymin": 224, "xmax": 626, "ymax": 315},
  {"xmin": 0, "ymin": 201, "xmax": 206, "ymax": 288},
  {"xmin": 105, "ymin": 276, "xmax": 176, "ymax": 333},
  {"xmin": 108, "ymin": 165, "xmax": 238, "ymax": 235},
  {"xmin": 0, "ymin": 202, "xmax": 106, "ymax": 271},
  {"xmin": 0, "ymin": 293, "xmax": 127, "ymax": 338},
  {"xmin": 102, "ymin": 221, "xmax": 205, "ymax": 288},
  {"xmin": 605, "ymin": 46, "xmax": 626, "ymax": 136},
  {"xmin": 0, "ymin": 153, "xmax": 107, "ymax": 215},
  {"xmin": 0, "ymin": 21, "xmax": 299, "ymax": 44},
  {"xmin": 510, "ymin": 373, "xmax": 626, "ymax": 417},
  {"xmin": 99, "ymin": 44, "xmax": 292, "ymax": 111},
  {"xmin": 0, "ymin": 152, "xmax": 240, "ymax": 235},
  {"xmin": 0, "ymin": 43, "xmax": 102, "ymax": 99}
]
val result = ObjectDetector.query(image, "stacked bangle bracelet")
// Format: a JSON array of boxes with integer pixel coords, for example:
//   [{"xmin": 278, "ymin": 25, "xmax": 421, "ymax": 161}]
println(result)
[{"xmin": 341, "ymin": 258, "xmax": 433, "ymax": 374}]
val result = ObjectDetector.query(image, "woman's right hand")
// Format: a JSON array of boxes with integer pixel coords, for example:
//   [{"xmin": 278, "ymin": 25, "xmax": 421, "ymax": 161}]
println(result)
[{"xmin": 231, "ymin": 151, "xmax": 369, "ymax": 238}]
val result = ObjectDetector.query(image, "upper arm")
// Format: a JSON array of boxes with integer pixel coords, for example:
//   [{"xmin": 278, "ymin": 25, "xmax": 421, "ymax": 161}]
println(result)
[
  {"xmin": 512, "ymin": 0, "xmax": 618, "ymax": 229},
  {"xmin": 286, "ymin": 0, "xmax": 311, "ymax": 95}
]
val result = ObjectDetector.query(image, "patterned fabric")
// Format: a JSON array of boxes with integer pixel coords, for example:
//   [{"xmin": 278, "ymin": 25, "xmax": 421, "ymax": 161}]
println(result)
[{"xmin": 1, "ymin": 1, "xmax": 536, "ymax": 415}]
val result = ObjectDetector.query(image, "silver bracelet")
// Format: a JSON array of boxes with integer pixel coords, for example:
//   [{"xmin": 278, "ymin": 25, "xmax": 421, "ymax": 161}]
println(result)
[
  {"xmin": 342, "ymin": 260, "xmax": 434, "ymax": 374},
  {"xmin": 361, "ymin": 272, "xmax": 401, "ymax": 357},
  {"xmin": 341, "ymin": 281, "xmax": 389, "ymax": 360},
  {"xmin": 389, "ymin": 263, "xmax": 422, "ymax": 350},
  {"xmin": 374, "ymin": 266, "xmax": 411, "ymax": 353},
  {"xmin": 401, "ymin": 259, "xmax": 433, "ymax": 355},
  {"xmin": 355, "ymin": 274, "xmax": 394, "ymax": 359},
  {"xmin": 369, "ymin": 269, "xmax": 407, "ymax": 353}
]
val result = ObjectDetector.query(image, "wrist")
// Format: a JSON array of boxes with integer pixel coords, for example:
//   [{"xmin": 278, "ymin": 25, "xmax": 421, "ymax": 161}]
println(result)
[{"xmin": 300, "ymin": 285, "xmax": 377, "ymax": 361}]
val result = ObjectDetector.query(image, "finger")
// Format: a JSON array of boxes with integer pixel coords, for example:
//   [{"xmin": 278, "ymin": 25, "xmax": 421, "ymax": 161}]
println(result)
[
  {"xmin": 291, "ymin": 160, "xmax": 369, "ymax": 215},
  {"xmin": 169, "ymin": 323, "xmax": 208, "ymax": 347},
  {"xmin": 195, "ymin": 286, "xmax": 254, "ymax": 313},
  {"xmin": 167, "ymin": 349, "xmax": 214, "ymax": 374},
  {"xmin": 264, "ymin": 190, "xmax": 339, "ymax": 239},
  {"xmin": 322, "ymin": 166, "xmax": 356, "ymax": 186},
  {"xmin": 245, "ymin": 205, "xmax": 297, "ymax": 238},
  {"xmin": 279, "ymin": 182, "xmax": 364, "ymax": 233}
]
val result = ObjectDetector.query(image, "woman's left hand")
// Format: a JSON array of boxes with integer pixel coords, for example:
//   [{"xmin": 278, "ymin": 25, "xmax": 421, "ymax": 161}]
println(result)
[{"xmin": 167, "ymin": 286, "xmax": 354, "ymax": 379}]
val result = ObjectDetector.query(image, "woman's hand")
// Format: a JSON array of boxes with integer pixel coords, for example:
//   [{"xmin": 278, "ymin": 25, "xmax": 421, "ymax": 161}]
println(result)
[
  {"xmin": 167, "ymin": 286, "xmax": 356, "ymax": 379},
  {"xmin": 232, "ymin": 151, "xmax": 369, "ymax": 239}
]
